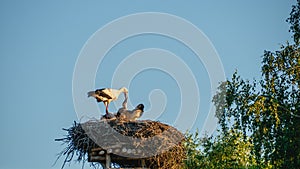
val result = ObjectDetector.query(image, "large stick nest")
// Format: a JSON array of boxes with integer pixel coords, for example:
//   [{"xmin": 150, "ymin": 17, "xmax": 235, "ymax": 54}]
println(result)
[{"xmin": 55, "ymin": 120, "xmax": 185, "ymax": 169}]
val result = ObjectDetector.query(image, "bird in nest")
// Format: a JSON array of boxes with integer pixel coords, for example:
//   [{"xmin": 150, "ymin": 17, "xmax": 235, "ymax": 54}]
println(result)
[
  {"xmin": 116, "ymin": 94, "xmax": 145, "ymax": 121},
  {"xmin": 87, "ymin": 87, "xmax": 128, "ymax": 117}
]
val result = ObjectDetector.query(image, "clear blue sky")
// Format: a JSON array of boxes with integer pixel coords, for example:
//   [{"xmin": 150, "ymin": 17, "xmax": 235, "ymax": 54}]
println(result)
[{"xmin": 0, "ymin": 1, "xmax": 294, "ymax": 169}]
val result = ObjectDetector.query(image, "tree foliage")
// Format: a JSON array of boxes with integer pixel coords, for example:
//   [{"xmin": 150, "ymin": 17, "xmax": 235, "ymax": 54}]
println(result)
[
  {"xmin": 184, "ymin": 130, "xmax": 257, "ymax": 169},
  {"xmin": 184, "ymin": 1, "xmax": 300, "ymax": 168}
]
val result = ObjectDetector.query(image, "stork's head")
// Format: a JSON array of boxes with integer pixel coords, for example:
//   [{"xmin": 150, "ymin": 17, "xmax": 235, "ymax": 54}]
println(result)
[{"xmin": 136, "ymin": 104, "xmax": 144, "ymax": 111}]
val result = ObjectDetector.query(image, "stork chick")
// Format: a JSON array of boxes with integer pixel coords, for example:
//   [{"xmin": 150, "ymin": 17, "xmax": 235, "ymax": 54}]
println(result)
[{"xmin": 117, "ymin": 96, "xmax": 145, "ymax": 121}]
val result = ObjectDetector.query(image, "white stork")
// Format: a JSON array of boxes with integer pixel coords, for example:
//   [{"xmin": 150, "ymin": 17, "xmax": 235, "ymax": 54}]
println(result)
[
  {"xmin": 117, "ymin": 95, "xmax": 145, "ymax": 121},
  {"xmin": 87, "ymin": 87, "xmax": 128, "ymax": 115}
]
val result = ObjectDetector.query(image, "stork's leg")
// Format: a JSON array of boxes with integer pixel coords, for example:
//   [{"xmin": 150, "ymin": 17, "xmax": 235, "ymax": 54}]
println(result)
[
  {"xmin": 105, "ymin": 105, "xmax": 109, "ymax": 115},
  {"xmin": 104, "ymin": 102, "xmax": 109, "ymax": 115}
]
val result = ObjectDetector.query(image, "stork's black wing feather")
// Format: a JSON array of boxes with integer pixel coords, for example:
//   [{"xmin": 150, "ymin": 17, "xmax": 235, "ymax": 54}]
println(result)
[{"xmin": 95, "ymin": 88, "xmax": 113, "ymax": 99}]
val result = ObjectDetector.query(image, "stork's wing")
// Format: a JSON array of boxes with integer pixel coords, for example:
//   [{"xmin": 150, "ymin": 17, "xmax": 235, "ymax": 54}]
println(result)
[{"xmin": 96, "ymin": 88, "xmax": 113, "ymax": 99}]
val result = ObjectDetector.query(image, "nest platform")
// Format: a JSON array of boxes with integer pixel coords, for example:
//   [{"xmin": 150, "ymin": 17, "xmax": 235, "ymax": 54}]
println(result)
[{"xmin": 56, "ymin": 120, "xmax": 185, "ymax": 169}]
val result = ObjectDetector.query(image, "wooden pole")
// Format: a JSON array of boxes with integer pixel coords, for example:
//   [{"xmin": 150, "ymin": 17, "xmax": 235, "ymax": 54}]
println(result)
[
  {"xmin": 141, "ymin": 159, "xmax": 146, "ymax": 168},
  {"xmin": 105, "ymin": 153, "xmax": 111, "ymax": 169}
]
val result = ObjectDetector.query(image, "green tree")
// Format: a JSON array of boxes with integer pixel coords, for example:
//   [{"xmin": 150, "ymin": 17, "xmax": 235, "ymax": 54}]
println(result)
[
  {"xmin": 213, "ymin": 1, "xmax": 300, "ymax": 168},
  {"xmin": 184, "ymin": 129, "xmax": 258, "ymax": 169},
  {"xmin": 184, "ymin": 1, "xmax": 300, "ymax": 168}
]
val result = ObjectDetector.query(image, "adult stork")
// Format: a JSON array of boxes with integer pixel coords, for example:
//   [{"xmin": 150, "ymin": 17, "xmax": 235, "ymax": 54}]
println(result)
[{"xmin": 87, "ymin": 87, "xmax": 128, "ymax": 115}]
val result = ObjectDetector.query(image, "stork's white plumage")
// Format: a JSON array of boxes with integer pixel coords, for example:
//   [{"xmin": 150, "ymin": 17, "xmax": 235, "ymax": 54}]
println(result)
[
  {"xmin": 117, "ymin": 96, "xmax": 145, "ymax": 121},
  {"xmin": 87, "ymin": 87, "xmax": 128, "ymax": 115}
]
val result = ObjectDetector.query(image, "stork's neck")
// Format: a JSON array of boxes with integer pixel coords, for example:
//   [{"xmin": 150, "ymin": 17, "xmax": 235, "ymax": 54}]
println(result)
[
  {"xmin": 119, "ymin": 87, "xmax": 128, "ymax": 93},
  {"xmin": 122, "ymin": 94, "xmax": 128, "ymax": 109}
]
